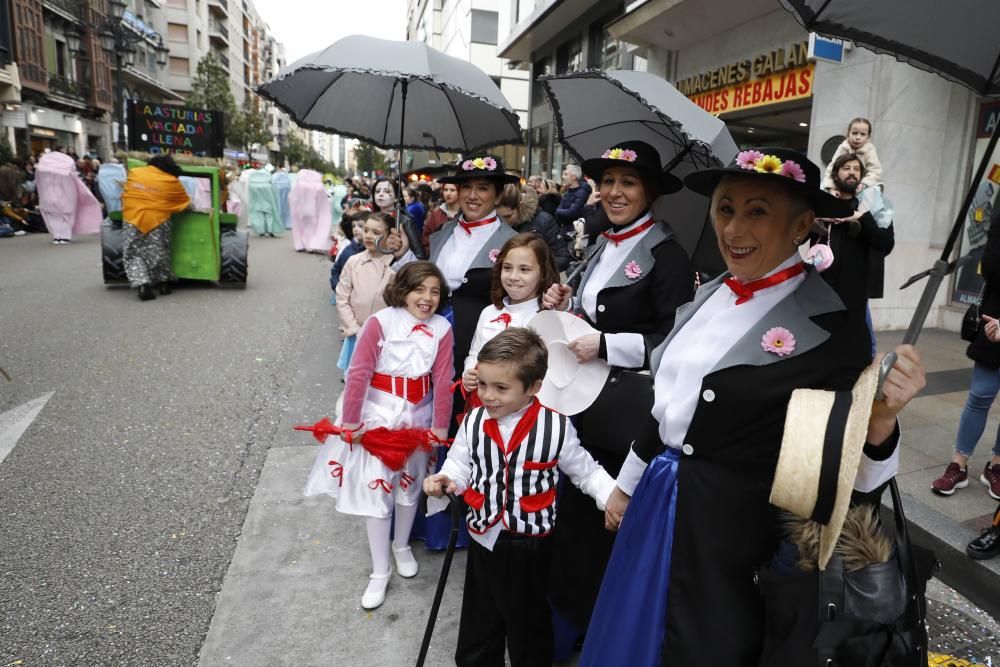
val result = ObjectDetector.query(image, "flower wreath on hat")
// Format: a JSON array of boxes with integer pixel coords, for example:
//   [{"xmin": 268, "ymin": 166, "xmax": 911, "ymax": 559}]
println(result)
[
  {"xmin": 601, "ymin": 147, "xmax": 638, "ymax": 162},
  {"xmin": 462, "ymin": 156, "xmax": 498, "ymax": 172},
  {"xmin": 734, "ymin": 150, "xmax": 806, "ymax": 183}
]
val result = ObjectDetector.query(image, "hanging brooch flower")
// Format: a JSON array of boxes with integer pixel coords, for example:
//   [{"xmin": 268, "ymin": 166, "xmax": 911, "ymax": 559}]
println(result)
[
  {"xmin": 488, "ymin": 248, "xmax": 500, "ymax": 263},
  {"xmin": 736, "ymin": 150, "xmax": 764, "ymax": 170},
  {"xmin": 624, "ymin": 260, "xmax": 642, "ymax": 280},
  {"xmin": 602, "ymin": 147, "xmax": 638, "ymax": 162},
  {"xmin": 761, "ymin": 327, "xmax": 796, "ymax": 356}
]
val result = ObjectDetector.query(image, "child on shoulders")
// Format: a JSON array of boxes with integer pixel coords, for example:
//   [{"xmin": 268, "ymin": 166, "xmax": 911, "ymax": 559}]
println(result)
[
  {"xmin": 822, "ymin": 117, "xmax": 883, "ymax": 191},
  {"xmin": 425, "ymin": 328, "xmax": 615, "ymax": 666}
]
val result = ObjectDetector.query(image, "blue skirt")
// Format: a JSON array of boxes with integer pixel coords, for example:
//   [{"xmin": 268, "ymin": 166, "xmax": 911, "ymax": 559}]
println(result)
[{"xmin": 580, "ymin": 447, "xmax": 681, "ymax": 667}]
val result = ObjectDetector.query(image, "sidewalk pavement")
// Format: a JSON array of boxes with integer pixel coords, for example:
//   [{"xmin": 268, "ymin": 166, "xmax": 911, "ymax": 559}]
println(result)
[{"xmin": 196, "ymin": 319, "xmax": 1000, "ymax": 666}]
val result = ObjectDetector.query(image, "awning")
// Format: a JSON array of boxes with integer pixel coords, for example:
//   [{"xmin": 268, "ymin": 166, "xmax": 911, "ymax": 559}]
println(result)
[
  {"xmin": 497, "ymin": 0, "xmax": 603, "ymax": 64},
  {"xmin": 123, "ymin": 67, "xmax": 185, "ymax": 102}
]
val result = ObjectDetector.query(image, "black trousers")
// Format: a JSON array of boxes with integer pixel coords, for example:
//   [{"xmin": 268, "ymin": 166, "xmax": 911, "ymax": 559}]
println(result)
[{"xmin": 455, "ymin": 532, "xmax": 553, "ymax": 667}]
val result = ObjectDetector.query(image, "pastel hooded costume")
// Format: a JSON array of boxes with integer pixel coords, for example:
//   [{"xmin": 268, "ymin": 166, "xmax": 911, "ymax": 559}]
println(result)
[
  {"xmin": 247, "ymin": 169, "xmax": 283, "ymax": 236},
  {"xmin": 96, "ymin": 163, "xmax": 127, "ymax": 214},
  {"xmin": 272, "ymin": 170, "xmax": 292, "ymax": 229},
  {"xmin": 35, "ymin": 151, "xmax": 102, "ymax": 240},
  {"xmin": 289, "ymin": 169, "xmax": 333, "ymax": 252}
]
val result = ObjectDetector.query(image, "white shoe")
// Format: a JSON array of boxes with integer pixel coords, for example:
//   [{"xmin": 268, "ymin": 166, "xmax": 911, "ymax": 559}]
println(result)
[
  {"xmin": 361, "ymin": 570, "xmax": 391, "ymax": 609},
  {"xmin": 393, "ymin": 546, "xmax": 419, "ymax": 578}
]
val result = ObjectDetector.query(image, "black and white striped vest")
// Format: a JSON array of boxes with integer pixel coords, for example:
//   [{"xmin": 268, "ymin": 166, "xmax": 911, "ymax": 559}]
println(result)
[{"xmin": 461, "ymin": 401, "xmax": 568, "ymax": 536}]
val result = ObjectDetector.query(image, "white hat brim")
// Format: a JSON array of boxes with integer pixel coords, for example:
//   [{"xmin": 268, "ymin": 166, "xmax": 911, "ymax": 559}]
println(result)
[{"xmin": 530, "ymin": 311, "xmax": 611, "ymax": 416}]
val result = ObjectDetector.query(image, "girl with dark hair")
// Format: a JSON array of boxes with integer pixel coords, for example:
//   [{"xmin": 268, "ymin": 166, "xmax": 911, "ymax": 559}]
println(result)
[
  {"xmin": 304, "ymin": 260, "xmax": 454, "ymax": 611},
  {"xmin": 495, "ymin": 183, "xmax": 571, "ymax": 272}
]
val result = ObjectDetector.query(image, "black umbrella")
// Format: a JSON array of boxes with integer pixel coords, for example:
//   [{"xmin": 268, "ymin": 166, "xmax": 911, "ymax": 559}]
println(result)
[
  {"xmin": 779, "ymin": 1, "xmax": 1000, "ymax": 356},
  {"xmin": 540, "ymin": 69, "xmax": 738, "ymax": 277},
  {"xmin": 257, "ymin": 35, "xmax": 523, "ymax": 235}
]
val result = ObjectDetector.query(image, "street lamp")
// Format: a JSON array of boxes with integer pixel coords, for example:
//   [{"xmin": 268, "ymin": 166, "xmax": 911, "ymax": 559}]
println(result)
[{"xmin": 71, "ymin": 0, "xmax": 169, "ymax": 151}]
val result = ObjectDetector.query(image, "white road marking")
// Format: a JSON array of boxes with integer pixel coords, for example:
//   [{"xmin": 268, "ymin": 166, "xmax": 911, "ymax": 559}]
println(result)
[{"xmin": 0, "ymin": 392, "xmax": 54, "ymax": 466}]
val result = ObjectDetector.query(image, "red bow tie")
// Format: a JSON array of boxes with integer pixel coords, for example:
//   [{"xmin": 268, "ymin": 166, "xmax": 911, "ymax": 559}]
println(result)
[
  {"xmin": 601, "ymin": 217, "xmax": 655, "ymax": 246},
  {"xmin": 411, "ymin": 323, "xmax": 434, "ymax": 337},
  {"xmin": 490, "ymin": 313, "xmax": 512, "ymax": 328},
  {"xmin": 459, "ymin": 215, "xmax": 497, "ymax": 235},
  {"xmin": 724, "ymin": 263, "xmax": 805, "ymax": 305}
]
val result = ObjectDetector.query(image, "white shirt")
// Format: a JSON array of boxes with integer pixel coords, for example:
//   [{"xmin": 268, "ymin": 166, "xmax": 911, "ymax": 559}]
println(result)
[
  {"xmin": 578, "ymin": 212, "xmax": 653, "ymax": 368},
  {"xmin": 436, "ymin": 211, "xmax": 500, "ymax": 291},
  {"xmin": 433, "ymin": 402, "xmax": 615, "ymax": 551},
  {"xmin": 464, "ymin": 298, "xmax": 542, "ymax": 371},
  {"xmin": 617, "ymin": 253, "xmax": 898, "ymax": 495}
]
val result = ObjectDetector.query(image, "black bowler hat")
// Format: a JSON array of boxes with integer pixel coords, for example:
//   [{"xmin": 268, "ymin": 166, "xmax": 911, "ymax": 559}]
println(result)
[
  {"xmin": 684, "ymin": 147, "xmax": 852, "ymax": 219},
  {"xmin": 581, "ymin": 140, "xmax": 683, "ymax": 195},
  {"xmin": 438, "ymin": 153, "xmax": 520, "ymax": 186}
]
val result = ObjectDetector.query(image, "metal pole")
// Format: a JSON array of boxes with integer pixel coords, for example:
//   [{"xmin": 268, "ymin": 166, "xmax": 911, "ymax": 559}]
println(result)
[
  {"xmin": 114, "ymin": 51, "xmax": 125, "ymax": 150},
  {"xmin": 397, "ymin": 79, "xmax": 407, "ymax": 231}
]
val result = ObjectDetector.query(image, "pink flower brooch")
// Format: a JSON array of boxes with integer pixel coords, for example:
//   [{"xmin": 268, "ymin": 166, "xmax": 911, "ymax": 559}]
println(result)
[
  {"xmin": 624, "ymin": 260, "xmax": 642, "ymax": 280},
  {"xmin": 488, "ymin": 248, "xmax": 500, "ymax": 263},
  {"xmin": 761, "ymin": 327, "xmax": 796, "ymax": 356},
  {"xmin": 462, "ymin": 156, "xmax": 498, "ymax": 172},
  {"xmin": 602, "ymin": 147, "xmax": 638, "ymax": 162},
  {"xmin": 735, "ymin": 150, "xmax": 806, "ymax": 183}
]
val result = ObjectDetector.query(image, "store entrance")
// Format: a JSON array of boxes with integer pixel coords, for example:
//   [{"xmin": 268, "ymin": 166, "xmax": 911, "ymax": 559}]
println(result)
[{"xmin": 722, "ymin": 100, "xmax": 812, "ymax": 151}]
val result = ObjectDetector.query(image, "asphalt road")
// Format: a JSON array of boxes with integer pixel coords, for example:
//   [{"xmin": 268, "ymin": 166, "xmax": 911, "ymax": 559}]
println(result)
[{"xmin": 0, "ymin": 230, "xmax": 332, "ymax": 665}]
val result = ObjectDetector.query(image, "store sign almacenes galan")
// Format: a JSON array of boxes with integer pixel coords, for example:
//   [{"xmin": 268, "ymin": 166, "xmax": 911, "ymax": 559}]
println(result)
[{"xmin": 678, "ymin": 41, "xmax": 813, "ymax": 115}]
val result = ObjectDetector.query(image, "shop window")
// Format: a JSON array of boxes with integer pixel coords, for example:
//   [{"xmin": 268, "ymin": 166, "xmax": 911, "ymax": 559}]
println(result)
[
  {"xmin": 531, "ymin": 56, "xmax": 551, "ymax": 107},
  {"xmin": 167, "ymin": 22, "xmax": 187, "ymax": 42},
  {"xmin": 556, "ymin": 38, "xmax": 582, "ymax": 75},
  {"xmin": 470, "ymin": 10, "xmax": 498, "ymax": 46}
]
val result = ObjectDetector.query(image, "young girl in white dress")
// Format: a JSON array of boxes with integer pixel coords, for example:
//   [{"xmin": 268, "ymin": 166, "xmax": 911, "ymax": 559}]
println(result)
[
  {"xmin": 461, "ymin": 233, "xmax": 560, "ymax": 395},
  {"xmin": 304, "ymin": 261, "xmax": 454, "ymax": 610}
]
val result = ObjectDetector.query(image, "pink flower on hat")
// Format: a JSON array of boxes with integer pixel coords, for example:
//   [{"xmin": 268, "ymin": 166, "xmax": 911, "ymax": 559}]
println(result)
[
  {"xmin": 488, "ymin": 248, "xmax": 500, "ymax": 263},
  {"xmin": 736, "ymin": 150, "xmax": 764, "ymax": 170},
  {"xmin": 482, "ymin": 157, "xmax": 498, "ymax": 171},
  {"xmin": 624, "ymin": 260, "xmax": 642, "ymax": 280},
  {"xmin": 780, "ymin": 159, "xmax": 807, "ymax": 183},
  {"xmin": 602, "ymin": 147, "xmax": 638, "ymax": 162},
  {"xmin": 761, "ymin": 327, "xmax": 796, "ymax": 356}
]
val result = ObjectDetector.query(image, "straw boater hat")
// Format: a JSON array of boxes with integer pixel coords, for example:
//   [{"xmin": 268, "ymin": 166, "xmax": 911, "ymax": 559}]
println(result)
[
  {"xmin": 684, "ymin": 146, "xmax": 853, "ymax": 219},
  {"xmin": 438, "ymin": 153, "xmax": 520, "ymax": 186},
  {"xmin": 529, "ymin": 311, "xmax": 610, "ymax": 416},
  {"xmin": 770, "ymin": 362, "xmax": 881, "ymax": 571},
  {"xmin": 580, "ymin": 140, "xmax": 683, "ymax": 195}
]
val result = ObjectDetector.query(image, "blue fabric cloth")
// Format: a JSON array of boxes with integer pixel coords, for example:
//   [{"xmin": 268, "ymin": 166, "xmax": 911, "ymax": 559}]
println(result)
[
  {"xmin": 96, "ymin": 163, "xmax": 127, "ymax": 213},
  {"xmin": 406, "ymin": 201, "xmax": 426, "ymax": 238},
  {"xmin": 955, "ymin": 361, "xmax": 1000, "ymax": 458},
  {"xmin": 330, "ymin": 240, "xmax": 364, "ymax": 291},
  {"xmin": 336, "ymin": 335, "xmax": 356, "ymax": 372},
  {"xmin": 580, "ymin": 447, "xmax": 681, "ymax": 667},
  {"xmin": 272, "ymin": 171, "xmax": 292, "ymax": 229}
]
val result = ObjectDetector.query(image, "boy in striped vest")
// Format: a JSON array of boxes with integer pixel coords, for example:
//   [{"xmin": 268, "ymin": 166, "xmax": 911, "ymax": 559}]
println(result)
[{"xmin": 424, "ymin": 328, "xmax": 616, "ymax": 666}]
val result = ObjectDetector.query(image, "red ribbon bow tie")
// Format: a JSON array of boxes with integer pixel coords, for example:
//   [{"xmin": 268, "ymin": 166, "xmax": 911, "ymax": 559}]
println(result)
[
  {"xmin": 368, "ymin": 478, "xmax": 393, "ymax": 493},
  {"xmin": 490, "ymin": 313, "xmax": 512, "ymax": 328},
  {"xmin": 601, "ymin": 217, "xmax": 655, "ymax": 246},
  {"xmin": 724, "ymin": 262, "xmax": 805, "ymax": 305},
  {"xmin": 411, "ymin": 323, "xmax": 434, "ymax": 337},
  {"xmin": 327, "ymin": 460, "xmax": 344, "ymax": 487},
  {"xmin": 459, "ymin": 215, "xmax": 497, "ymax": 234}
]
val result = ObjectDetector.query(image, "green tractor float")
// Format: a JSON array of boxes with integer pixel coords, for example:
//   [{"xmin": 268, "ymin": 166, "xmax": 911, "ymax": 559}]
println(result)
[{"xmin": 101, "ymin": 157, "xmax": 248, "ymax": 287}]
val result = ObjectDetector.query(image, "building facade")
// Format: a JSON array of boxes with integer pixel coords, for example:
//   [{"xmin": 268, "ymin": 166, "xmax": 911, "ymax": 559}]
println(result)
[{"xmin": 499, "ymin": 0, "xmax": 985, "ymax": 332}]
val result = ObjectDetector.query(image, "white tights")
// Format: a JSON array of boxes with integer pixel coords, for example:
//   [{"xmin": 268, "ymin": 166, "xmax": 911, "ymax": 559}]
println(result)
[{"xmin": 365, "ymin": 502, "xmax": 419, "ymax": 575}]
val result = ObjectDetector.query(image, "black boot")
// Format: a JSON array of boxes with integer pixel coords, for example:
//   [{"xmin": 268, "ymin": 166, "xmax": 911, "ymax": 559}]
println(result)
[
  {"xmin": 966, "ymin": 507, "xmax": 1000, "ymax": 560},
  {"xmin": 138, "ymin": 284, "xmax": 156, "ymax": 301},
  {"xmin": 159, "ymin": 282, "xmax": 172, "ymax": 295}
]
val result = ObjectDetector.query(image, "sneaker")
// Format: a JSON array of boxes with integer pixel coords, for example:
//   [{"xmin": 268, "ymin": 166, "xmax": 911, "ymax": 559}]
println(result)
[
  {"xmin": 13, "ymin": 230, "xmax": 26, "ymax": 236},
  {"xmin": 981, "ymin": 462, "xmax": 1000, "ymax": 500},
  {"xmin": 931, "ymin": 462, "xmax": 969, "ymax": 496},
  {"xmin": 392, "ymin": 546, "xmax": 419, "ymax": 578},
  {"xmin": 361, "ymin": 570, "xmax": 391, "ymax": 609},
  {"xmin": 966, "ymin": 523, "xmax": 1000, "ymax": 560}
]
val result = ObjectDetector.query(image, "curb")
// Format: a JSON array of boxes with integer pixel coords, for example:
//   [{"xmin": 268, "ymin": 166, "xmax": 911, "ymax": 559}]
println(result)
[{"xmin": 886, "ymin": 490, "xmax": 1000, "ymax": 619}]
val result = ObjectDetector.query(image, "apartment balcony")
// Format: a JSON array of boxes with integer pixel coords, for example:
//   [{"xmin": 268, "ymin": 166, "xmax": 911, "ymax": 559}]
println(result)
[
  {"xmin": 46, "ymin": 73, "xmax": 89, "ymax": 109},
  {"xmin": 215, "ymin": 50, "xmax": 230, "ymax": 70},
  {"xmin": 208, "ymin": 0, "xmax": 228, "ymax": 18},
  {"xmin": 42, "ymin": 0, "xmax": 82, "ymax": 22},
  {"xmin": 209, "ymin": 19, "xmax": 229, "ymax": 46}
]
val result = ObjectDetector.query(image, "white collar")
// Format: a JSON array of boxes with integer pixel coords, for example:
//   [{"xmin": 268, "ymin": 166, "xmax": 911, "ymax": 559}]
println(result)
[
  {"xmin": 608, "ymin": 210, "xmax": 653, "ymax": 234},
  {"xmin": 503, "ymin": 297, "xmax": 541, "ymax": 314}
]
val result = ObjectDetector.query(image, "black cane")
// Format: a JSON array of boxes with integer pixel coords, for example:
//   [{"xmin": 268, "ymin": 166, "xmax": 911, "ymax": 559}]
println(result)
[{"xmin": 415, "ymin": 492, "xmax": 463, "ymax": 667}]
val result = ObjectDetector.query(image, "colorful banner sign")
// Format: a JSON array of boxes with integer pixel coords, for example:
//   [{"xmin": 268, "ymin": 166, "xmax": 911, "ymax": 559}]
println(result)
[
  {"xmin": 687, "ymin": 63, "xmax": 814, "ymax": 116},
  {"xmin": 127, "ymin": 101, "xmax": 225, "ymax": 157}
]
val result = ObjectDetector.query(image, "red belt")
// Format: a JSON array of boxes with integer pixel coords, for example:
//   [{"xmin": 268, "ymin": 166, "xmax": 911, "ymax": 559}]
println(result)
[{"xmin": 371, "ymin": 372, "xmax": 432, "ymax": 404}]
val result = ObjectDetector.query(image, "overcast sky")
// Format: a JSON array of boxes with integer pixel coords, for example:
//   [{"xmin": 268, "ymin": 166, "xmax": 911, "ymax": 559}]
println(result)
[{"xmin": 252, "ymin": 0, "xmax": 409, "ymax": 65}]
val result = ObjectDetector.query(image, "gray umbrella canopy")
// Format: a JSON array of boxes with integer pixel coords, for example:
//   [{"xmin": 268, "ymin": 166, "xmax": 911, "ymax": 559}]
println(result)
[
  {"xmin": 780, "ymin": 0, "xmax": 1000, "ymax": 96},
  {"xmin": 540, "ymin": 69, "xmax": 738, "ymax": 172},
  {"xmin": 257, "ymin": 35, "xmax": 523, "ymax": 153}
]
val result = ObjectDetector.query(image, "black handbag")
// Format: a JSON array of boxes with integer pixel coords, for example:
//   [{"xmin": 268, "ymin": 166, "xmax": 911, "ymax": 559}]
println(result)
[
  {"xmin": 961, "ymin": 286, "xmax": 985, "ymax": 342},
  {"xmin": 757, "ymin": 479, "xmax": 937, "ymax": 667},
  {"xmin": 576, "ymin": 367, "xmax": 654, "ymax": 456}
]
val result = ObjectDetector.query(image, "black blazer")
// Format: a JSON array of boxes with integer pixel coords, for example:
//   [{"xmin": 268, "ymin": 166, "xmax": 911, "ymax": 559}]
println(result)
[{"xmin": 429, "ymin": 220, "xmax": 518, "ymax": 378}]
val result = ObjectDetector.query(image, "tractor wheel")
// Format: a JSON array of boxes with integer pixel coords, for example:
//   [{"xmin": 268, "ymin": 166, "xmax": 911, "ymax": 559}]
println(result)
[
  {"xmin": 101, "ymin": 219, "xmax": 128, "ymax": 285},
  {"xmin": 219, "ymin": 228, "xmax": 248, "ymax": 288}
]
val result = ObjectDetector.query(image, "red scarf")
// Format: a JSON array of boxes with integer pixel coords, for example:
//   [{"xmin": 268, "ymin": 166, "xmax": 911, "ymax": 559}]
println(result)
[
  {"xmin": 601, "ymin": 214, "xmax": 654, "ymax": 246},
  {"xmin": 724, "ymin": 262, "xmax": 805, "ymax": 305},
  {"xmin": 458, "ymin": 214, "xmax": 497, "ymax": 235},
  {"xmin": 483, "ymin": 398, "xmax": 542, "ymax": 455}
]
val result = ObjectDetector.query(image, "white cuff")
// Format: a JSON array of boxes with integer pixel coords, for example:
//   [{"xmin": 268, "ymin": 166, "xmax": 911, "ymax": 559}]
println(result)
[
  {"xmin": 853, "ymin": 445, "xmax": 899, "ymax": 493},
  {"xmin": 616, "ymin": 448, "xmax": 649, "ymax": 496},
  {"xmin": 584, "ymin": 469, "xmax": 617, "ymax": 510},
  {"xmin": 392, "ymin": 249, "xmax": 417, "ymax": 267},
  {"xmin": 605, "ymin": 332, "xmax": 646, "ymax": 368}
]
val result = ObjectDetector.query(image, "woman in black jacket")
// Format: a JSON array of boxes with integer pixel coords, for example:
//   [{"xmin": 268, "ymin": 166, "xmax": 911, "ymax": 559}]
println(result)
[
  {"xmin": 495, "ymin": 183, "xmax": 571, "ymax": 272},
  {"xmin": 932, "ymin": 207, "xmax": 1000, "ymax": 499}
]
